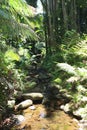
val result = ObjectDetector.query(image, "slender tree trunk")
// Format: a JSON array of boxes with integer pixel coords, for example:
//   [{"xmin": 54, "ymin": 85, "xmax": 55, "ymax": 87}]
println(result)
[
  {"xmin": 70, "ymin": 0, "xmax": 77, "ymax": 30},
  {"xmin": 73, "ymin": 0, "xmax": 77, "ymax": 30},
  {"xmin": 62, "ymin": 0, "xmax": 68, "ymax": 30},
  {"xmin": 46, "ymin": 0, "xmax": 52, "ymax": 54}
]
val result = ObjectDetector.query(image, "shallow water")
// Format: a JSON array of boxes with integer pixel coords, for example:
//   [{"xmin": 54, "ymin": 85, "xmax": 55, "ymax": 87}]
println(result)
[{"xmin": 12, "ymin": 104, "xmax": 79, "ymax": 130}]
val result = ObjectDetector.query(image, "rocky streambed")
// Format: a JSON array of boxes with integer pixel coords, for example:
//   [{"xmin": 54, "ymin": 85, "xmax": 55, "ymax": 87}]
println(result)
[
  {"xmin": 0, "ymin": 92, "xmax": 82, "ymax": 130},
  {"xmin": 12, "ymin": 104, "xmax": 79, "ymax": 130}
]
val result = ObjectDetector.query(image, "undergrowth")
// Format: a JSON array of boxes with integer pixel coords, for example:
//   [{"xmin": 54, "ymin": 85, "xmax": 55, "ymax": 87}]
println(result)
[{"xmin": 42, "ymin": 32, "xmax": 87, "ymax": 109}]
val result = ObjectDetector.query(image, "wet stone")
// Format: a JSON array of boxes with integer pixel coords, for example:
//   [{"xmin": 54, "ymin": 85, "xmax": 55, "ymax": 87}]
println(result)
[{"xmin": 29, "ymin": 105, "xmax": 36, "ymax": 110}]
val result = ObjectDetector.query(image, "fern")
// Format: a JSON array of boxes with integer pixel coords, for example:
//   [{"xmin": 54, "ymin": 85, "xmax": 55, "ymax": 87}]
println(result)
[
  {"xmin": 57, "ymin": 63, "xmax": 76, "ymax": 75},
  {"xmin": 0, "ymin": 0, "xmax": 38, "ymax": 40},
  {"xmin": 57, "ymin": 62, "xmax": 87, "ymax": 84},
  {"xmin": 73, "ymin": 40, "xmax": 87, "ymax": 57}
]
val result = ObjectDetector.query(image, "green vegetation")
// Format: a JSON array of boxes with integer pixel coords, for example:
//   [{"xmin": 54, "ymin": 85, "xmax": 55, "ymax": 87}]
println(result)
[{"xmin": 43, "ymin": 32, "xmax": 87, "ymax": 111}]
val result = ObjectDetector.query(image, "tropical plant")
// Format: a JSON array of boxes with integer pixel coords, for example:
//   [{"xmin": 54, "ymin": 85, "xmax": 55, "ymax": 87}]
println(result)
[{"xmin": 0, "ymin": 0, "xmax": 38, "ymax": 40}]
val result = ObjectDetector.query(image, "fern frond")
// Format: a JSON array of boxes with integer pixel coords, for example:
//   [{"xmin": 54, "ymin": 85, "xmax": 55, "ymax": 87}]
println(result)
[
  {"xmin": 0, "ymin": 9, "xmax": 11, "ymax": 19},
  {"xmin": 9, "ymin": 0, "xmax": 33, "ymax": 17},
  {"xmin": 57, "ymin": 63, "xmax": 87, "ymax": 83},
  {"xmin": 76, "ymin": 67, "xmax": 87, "ymax": 81},
  {"xmin": 19, "ymin": 23, "xmax": 38, "ymax": 40},
  {"xmin": 66, "ymin": 76, "xmax": 80, "ymax": 83},
  {"xmin": 74, "ymin": 40, "xmax": 87, "ymax": 57},
  {"xmin": 57, "ymin": 63, "xmax": 76, "ymax": 75},
  {"xmin": 0, "ymin": 0, "xmax": 38, "ymax": 40}
]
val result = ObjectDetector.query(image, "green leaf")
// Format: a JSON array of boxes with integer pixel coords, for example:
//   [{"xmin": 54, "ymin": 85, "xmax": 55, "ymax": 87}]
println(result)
[{"xmin": 5, "ymin": 50, "xmax": 20, "ymax": 61}]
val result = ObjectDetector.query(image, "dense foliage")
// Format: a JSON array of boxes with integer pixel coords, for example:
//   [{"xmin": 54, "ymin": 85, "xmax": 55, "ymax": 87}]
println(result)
[{"xmin": 0, "ymin": 0, "xmax": 44, "ymax": 116}]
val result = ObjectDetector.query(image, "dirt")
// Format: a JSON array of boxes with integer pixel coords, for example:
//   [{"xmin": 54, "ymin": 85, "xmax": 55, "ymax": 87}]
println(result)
[{"xmin": 12, "ymin": 104, "xmax": 79, "ymax": 130}]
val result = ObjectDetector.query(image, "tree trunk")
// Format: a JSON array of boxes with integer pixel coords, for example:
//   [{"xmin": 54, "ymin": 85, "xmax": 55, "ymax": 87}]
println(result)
[
  {"xmin": 62, "ymin": 0, "xmax": 68, "ymax": 30},
  {"xmin": 70, "ymin": 0, "xmax": 77, "ymax": 30},
  {"xmin": 41, "ymin": 0, "xmax": 59, "ymax": 54}
]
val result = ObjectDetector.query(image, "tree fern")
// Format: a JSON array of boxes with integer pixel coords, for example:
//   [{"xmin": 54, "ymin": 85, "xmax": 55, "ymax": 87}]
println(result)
[{"xmin": 0, "ymin": 0, "xmax": 38, "ymax": 40}]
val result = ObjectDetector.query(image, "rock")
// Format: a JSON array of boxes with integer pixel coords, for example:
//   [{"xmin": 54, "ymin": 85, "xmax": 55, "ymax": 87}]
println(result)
[
  {"xmin": 29, "ymin": 105, "xmax": 36, "ymax": 110},
  {"xmin": 22, "ymin": 93, "xmax": 43, "ymax": 101},
  {"xmin": 79, "ymin": 119, "xmax": 87, "ymax": 130},
  {"xmin": 13, "ymin": 114, "xmax": 25, "ymax": 125},
  {"xmin": 60, "ymin": 103, "xmax": 71, "ymax": 113},
  {"xmin": 16, "ymin": 99, "xmax": 33, "ymax": 110},
  {"xmin": 73, "ymin": 107, "xmax": 87, "ymax": 119},
  {"xmin": 7, "ymin": 100, "xmax": 15, "ymax": 108}
]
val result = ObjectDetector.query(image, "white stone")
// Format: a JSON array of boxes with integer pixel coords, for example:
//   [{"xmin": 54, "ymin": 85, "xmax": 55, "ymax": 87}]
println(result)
[
  {"xmin": 60, "ymin": 103, "xmax": 71, "ymax": 113},
  {"xmin": 16, "ymin": 99, "xmax": 33, "ymax": 110}
]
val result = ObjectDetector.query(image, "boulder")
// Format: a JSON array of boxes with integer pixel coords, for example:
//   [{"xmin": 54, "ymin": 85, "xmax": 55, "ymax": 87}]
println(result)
[
  {"xmin": 16, "ymin": 99, "xmax": 33, "ymax": 110},
  {"xmin": 22, "ymin": 93, "xmax": 43, "ymax": 101}
]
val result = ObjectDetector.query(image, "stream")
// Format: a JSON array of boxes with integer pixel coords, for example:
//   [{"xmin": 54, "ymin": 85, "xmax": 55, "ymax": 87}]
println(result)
[
  {"xmin": 11, "ymin": 104, "xmax": 79, "ymax": 130},
  {"xmin": 0, "ymin": 66, "xmax": 81, "ymax": 130}
]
